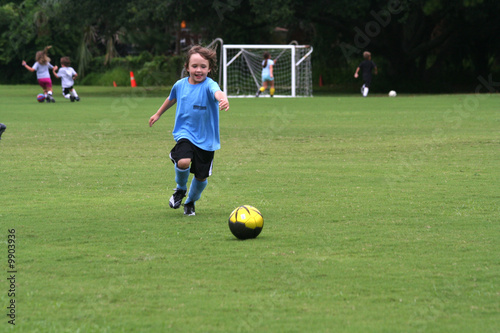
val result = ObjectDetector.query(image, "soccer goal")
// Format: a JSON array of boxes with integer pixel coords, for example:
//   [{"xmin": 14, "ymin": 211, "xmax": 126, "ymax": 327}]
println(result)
[{"xmin": 222, "ymin": 44, "xmax": 313, "ymax": 98}]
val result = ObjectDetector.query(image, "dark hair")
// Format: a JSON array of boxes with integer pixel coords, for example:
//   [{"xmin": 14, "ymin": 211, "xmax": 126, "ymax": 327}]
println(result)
[
  {"xmin": 185, "ymin": 45, "xmax": 218, "ymax": 76},
  {"xmin": 60, "ymin": 57, "xmax": 71, "ymax": 67},
  {"xmin": 262, "ymin": 52, "xmax": 271, "ymax": 68}
]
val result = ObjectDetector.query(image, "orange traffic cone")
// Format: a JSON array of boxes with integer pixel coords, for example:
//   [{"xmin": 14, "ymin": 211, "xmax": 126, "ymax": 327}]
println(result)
[
  {"xmin": 113, "ymin": 81, "xmax": 117, "ymax": 87},
  {"xmin": 130, "ymin": 71, "xmax": 137, "ymax": 87}
]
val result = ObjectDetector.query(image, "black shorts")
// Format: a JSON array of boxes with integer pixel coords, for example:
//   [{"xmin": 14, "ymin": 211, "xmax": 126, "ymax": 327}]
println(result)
[
  {"xmin": 62, "ymin": 86, "xmax": 74, "ymax": 95},
  {"xmin": 169, "ymin": 139, "xmax": 214, "ymax": 179}
]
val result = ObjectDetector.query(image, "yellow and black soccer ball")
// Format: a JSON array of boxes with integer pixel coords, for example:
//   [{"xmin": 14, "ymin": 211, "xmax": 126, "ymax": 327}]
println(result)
[{"xmin": 228, "ymin": 205, "xmax": 264, "ymax": 240}]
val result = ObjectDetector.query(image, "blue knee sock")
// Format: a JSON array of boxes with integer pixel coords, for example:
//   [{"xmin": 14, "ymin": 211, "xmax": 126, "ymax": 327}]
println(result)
[
  {"xmin": 185, "ymin": 178, "xmax": 208, "ymax": 204},
  {"xmin": 175, "ymin": 164, "xmax": 190, "ymax": 191}
]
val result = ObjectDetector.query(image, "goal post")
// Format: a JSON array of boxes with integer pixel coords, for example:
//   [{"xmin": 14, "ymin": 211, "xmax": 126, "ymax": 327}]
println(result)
[{"xmin": 222, "ymin": 44, "xmax": 313, "ymax": 98}]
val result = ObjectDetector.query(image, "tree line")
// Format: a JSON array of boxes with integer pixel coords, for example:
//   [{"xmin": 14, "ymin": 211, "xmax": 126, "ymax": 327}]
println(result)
[{"xmin": 1, "ymin": 0, "xmax": 499, "ymax": 92}]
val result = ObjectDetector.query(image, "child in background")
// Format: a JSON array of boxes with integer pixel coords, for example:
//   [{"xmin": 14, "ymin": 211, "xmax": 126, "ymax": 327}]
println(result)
[
  {"xmin": 52, "ymin": 57, "xmax": 80, "ymax": 102},
  {"xmin": 354, "ymin": 51, "xmax": 378, "ymax": 97},
  {"xmin": 255, "ymin": 52, "xmax": 275, "ymax": 97},
  {"xmin": 22, "ymin": 46, "xmax": 57, "ymax": 103},
  {"xmin": 149, "ymin": 45, "xmax": 230, "ymax": 216},
  {"xmin": 0, "ymin": 123, "xmax": 6, "ymax": 140}
]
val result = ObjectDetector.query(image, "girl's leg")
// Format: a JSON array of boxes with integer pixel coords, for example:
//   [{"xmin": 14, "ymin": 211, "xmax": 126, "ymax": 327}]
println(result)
[
  {"xmin": 184, "ymin": 177, "xmax": 208, "ymax": 205},
  {"xmin": 169, "ymin": 158, "xmax": 191, "ymax": 209},
  {"xmin": 42, "ymin": 87, "xmax": 53, "ymax": 102},
  {"xmin": 175, "ymin": 158, "xmax": 191, "ymax": 190},
  {"xmin": 39, "ymin": 79, "xmax": 52, "ymax": 100},
  {"xmin": 183, "ymin": 177, "xmax": 208, "ymax": 215},
  {"xmin": 256, "ymin": 81, "xmax": 268, "ymax": 97}
]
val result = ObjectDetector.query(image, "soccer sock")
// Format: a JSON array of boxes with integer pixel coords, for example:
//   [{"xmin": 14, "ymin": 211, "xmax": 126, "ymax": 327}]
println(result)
[
  {"xmin": 72, "ymin": 89, "xmax": 79, "ymax": 97},
  {"xmin": 64, "ymin": 94, "xmax": 71, "ymax": 99},
  {"xmin": 175, "ymin": 164, "xmax": 190, "ymax": 191},
  {"xmin": 270, "ymin": 87, "xmax": 275, "ymax": 96},
  {"xmin": 185, "ymin": 178, "xmax": 208, "ymax": 204},
  {"xmin": 363, "ymin": 87, "xmax": 369, "ymax": 97},
  {"xmin": 259, "ymin": 87, "xmax": 265, "ymax": 92}
]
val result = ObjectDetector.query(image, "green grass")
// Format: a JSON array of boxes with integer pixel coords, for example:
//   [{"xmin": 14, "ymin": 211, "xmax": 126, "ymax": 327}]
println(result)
[{"xmin": 1, "ymin": 85, "xmax": 499, "ymax": 332}]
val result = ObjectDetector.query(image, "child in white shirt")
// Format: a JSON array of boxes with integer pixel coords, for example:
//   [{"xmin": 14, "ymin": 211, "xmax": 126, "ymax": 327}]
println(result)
[{"xmin": 53, "ymin": 57, "xmax": 80, "ymax": 102}]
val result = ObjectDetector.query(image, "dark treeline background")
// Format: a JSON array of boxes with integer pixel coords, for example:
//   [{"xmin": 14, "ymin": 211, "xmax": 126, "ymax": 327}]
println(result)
[{"xmin": 1, "ymin": 0, "xmax": 499, "ymax": 93}]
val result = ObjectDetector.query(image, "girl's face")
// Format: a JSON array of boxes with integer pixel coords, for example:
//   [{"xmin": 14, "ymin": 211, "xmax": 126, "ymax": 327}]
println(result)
[{"xmin": 187, "ymin": 53, "xmax": 210, "ymax": 84}]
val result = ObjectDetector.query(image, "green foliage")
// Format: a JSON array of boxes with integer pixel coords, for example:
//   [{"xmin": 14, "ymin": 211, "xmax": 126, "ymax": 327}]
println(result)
[
  {"xmin": 78, "ymin": 53, "xmax": 184, "ymax": 86},
  {"xmin": 136, "ymin": 56, "xmax": 182, "ymax": 87},
  {"xmin": 110, "ymin": 51, "xmax": 154, "ymax": 70},
  {"xmin": 1, "ymin": 86, "xmax": 499, "ymax": 331},
  {"xmin": 1, "ymin": 0, "xmax": 500, "ymax": 92},
  {"xmin": 0, "ymin": 2, "xmax": 35, "ymax": 63},
  {"xmin": 79, "ymin": 67, "xmax": 129, "ymax": 86}
]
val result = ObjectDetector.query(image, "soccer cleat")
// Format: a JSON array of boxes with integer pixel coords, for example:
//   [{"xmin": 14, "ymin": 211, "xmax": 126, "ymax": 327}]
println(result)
[
  {"xmin": 75, "ymin": 97, "xmax": 80, "ymax": 102},
  {"xmin": 70, "ymin": 96, "xmax": 75, "ymax": 102},
  {"xmin": 255, "ymin": 90, "xmax": 261, "ymax": 97},
  {"xmin": 169, "ymin": 188, "xmax": 186, "ymax": 209},
  {"xmin": 47, "ymin": 95, "xmax": 55, "ymax": 103},
  {"xmin": 183, "ymin": 202, "xmax": 195, "ymax": 216},
  {"xmin": 361, "ymin": 84, "xmax": 365, "ymax": 95}
]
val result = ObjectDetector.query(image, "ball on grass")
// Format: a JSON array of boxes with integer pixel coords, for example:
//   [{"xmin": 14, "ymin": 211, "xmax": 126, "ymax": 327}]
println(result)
[{"xmin": 228, "ymin": 205, "xmax": 264, "ymax": 240}]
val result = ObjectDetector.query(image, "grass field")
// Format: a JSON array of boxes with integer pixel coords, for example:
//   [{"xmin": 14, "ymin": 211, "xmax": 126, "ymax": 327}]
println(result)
[{"xmin": 1, "ymin": 85, "xmax": 499, "ymax": 332}]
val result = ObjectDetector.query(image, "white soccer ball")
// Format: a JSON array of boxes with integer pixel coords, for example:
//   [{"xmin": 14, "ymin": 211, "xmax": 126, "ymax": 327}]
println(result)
[{"xmin": 388, "ymin": 90, "xmax": 397, "ymax": 97}]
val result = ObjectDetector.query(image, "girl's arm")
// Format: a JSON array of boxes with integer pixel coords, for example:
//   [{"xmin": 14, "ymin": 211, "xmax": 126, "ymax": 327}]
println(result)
[
  {"xmin": 21, "ymin": 61, "xmax": 35, "ymax": 73},
  {"xmin": 52, "ymin": 66, "xmax": 59, "ymax": 78},
  {"xmin": 149, "ymin": 97, "xmax": 177, "ymax": 127},
  {"xmin": 269, "ymin": 64, "xmax": 274, "ymax": 78},
  {"xmin": 215, "ymin": 91, "xmax": 229, "ymax": 112}
]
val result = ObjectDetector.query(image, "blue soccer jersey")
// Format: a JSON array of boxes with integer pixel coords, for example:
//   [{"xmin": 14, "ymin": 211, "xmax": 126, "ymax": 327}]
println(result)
[
  {"xmin": 169, "ymin": 77, "xmax": 221, "ymax": 151},
  {"xmin": 261, "ymin": 59, "xmax": 274, "ymax": 81}
]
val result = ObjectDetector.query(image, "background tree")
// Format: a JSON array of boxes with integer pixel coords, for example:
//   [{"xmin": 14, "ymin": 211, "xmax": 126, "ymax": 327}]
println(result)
[{"xmin": 0, "ymin": 0, "xmax": 498, "ymax": 92}]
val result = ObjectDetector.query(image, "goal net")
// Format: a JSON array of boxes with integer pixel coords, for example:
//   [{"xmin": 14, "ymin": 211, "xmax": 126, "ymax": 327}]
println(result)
[{"xmin": 222, "ymin": 44, "xmax": 313, "ymax": 98}]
